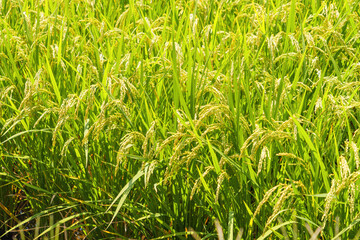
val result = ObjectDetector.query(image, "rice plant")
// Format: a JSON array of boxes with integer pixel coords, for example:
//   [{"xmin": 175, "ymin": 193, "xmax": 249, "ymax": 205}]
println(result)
[{"xmin": 1, "ymin": 0, "xmax": 360, "ymax": 239}]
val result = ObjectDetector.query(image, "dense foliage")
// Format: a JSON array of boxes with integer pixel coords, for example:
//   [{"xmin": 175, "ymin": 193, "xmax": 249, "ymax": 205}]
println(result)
[{"xmin": 1, "ymin": 0, "xmax": 360, "ymax": 239}]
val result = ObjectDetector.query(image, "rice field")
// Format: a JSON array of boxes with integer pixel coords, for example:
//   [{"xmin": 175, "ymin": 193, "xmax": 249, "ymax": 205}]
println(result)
[{"xmin": 1, "ymin": 0, "xmax": 360, "ymax": 239}]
